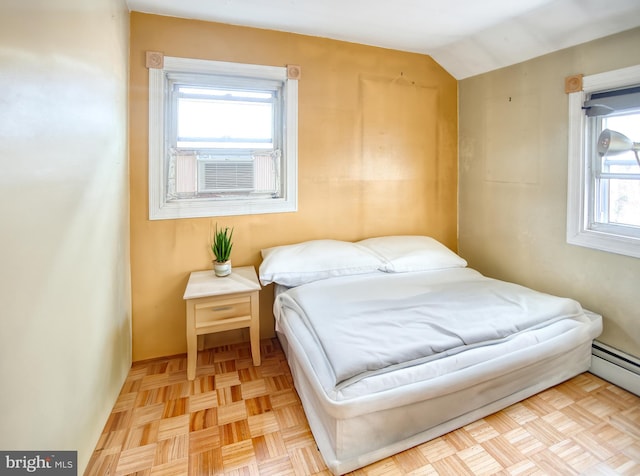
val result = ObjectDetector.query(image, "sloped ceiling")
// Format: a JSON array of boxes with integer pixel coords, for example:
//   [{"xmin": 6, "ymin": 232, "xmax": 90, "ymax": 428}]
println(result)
[{"xmin": 126, "ymin": 0, "xmax": 640, "ymax": 79}]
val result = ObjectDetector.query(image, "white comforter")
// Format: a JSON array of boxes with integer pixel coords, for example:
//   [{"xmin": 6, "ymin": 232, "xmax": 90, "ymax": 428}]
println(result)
[{"xmin": 275, "ymin": 268, "xmax": 586, "ymax": 390}]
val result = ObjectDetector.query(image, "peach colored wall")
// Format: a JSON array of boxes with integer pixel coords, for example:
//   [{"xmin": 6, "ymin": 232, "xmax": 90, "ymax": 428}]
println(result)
[{"xmin": 130, "ymin": 13, "xmax": 458, "ymax": 361}]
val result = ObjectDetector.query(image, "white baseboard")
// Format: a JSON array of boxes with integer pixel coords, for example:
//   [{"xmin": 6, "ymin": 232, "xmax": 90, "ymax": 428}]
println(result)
[{"xmin": 590, "ymin": 340, "xmax": 640, "ymax": 397}]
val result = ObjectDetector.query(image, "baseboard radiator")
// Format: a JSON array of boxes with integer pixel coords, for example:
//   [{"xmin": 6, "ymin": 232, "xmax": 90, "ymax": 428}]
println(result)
[{"xmin": 590, "ymin": 340, "xmax": 640, "ymax": 396}]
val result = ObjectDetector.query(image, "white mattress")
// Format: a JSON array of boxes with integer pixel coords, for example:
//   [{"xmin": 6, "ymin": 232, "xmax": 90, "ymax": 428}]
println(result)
[{"xmin": 272, "ymin": 269, "xmax": 602, "ymax": 474}]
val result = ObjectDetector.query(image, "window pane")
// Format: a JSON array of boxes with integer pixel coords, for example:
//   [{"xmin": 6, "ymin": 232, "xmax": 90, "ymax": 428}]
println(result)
[
  {"xmin": 606, "ymin": 179, "xmax": 640, "ymax": 227},
  {"xmin": 602, "ymin": 111, "xmax": 640, "ymax": 137},
  {"xmin": 595, "ymin": 111, "xmax": 640, "ymax": 228},
  {"xmin": 177, "ymin": 98, "xmax": 273, "ymax": 148},
  {"xmin": 602, "ymin": 113, "xmax": 640, "ymax": 175},
  {"xmin": 604, "ymin": 158, "xmax": 640, "ymax": 175},
  {"xmin": 175, "ymin": 85, "xmax": 276, "ymax": 149}
]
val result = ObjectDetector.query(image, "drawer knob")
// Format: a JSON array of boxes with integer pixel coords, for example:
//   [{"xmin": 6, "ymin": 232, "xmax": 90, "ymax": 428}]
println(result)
[{"xmin": 211, "ymin": 306, "xmax": 233, "ymax": 312}]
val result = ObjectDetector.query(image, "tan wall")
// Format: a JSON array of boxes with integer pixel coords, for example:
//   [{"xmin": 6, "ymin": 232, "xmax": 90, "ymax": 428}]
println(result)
[
  {"xmin": 459, "ymin": 27, "xmax": 640, "ymax": 357},
  {"xmin": 130, "ymin": 13, "xmax": 458, "ymax": 361},
  {"xmin": 0, "ymin": 0, "xmax": 131, "ymax": 472}
]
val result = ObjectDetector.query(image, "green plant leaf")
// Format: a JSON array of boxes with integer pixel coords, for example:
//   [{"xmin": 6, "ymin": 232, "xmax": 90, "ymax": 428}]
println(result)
[{"xmin": 211, "ymin": 223, "xmax": 234, "ymax": 262}]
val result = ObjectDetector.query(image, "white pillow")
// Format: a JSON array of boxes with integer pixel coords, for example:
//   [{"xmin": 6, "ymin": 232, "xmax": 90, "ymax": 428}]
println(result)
[
  {"xmin": 259, "ymin": 239, "xmax": 383, "ymax": 286},
  {"xmin": 357, "ymin": 235, "xmax": 467, "ymax": 272}
]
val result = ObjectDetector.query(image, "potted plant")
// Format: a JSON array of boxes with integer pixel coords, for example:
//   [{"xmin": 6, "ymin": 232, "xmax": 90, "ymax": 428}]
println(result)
[{"xmin": 211, "ymin": 224, "xmax": 234, "ymax": 277}]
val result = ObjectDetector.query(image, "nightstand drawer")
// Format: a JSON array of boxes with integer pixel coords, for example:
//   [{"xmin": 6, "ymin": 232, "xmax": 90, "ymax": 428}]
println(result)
[{"xmin": 194, "ymin": 295, "xmax": 251, "ymax": 324}]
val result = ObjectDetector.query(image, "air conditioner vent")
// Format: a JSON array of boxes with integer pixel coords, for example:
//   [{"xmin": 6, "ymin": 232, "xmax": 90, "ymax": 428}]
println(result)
[{"xmin": 200, "ymin": 161, "xmax": 254, "ymax": 192}]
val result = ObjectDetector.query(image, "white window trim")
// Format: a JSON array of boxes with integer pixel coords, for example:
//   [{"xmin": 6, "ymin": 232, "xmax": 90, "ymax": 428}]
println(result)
[
  {"xmin": 148, "ymin": 56, "xmax": 298, "ymax": 220},
  {"xmin": 566, "ymin": 64, "xmax": 640, "ymax": 259}
]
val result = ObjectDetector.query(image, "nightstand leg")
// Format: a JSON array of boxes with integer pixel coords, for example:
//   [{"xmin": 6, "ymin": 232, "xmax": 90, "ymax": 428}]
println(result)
[
  {"xmin": 186, "ymin": 302, "xmax": 197, "ymax": 380},
  {"xmin": 250, "ymin": 292, "xmax": 261, "ymax": 366},
  {"xmin": 197, "ymin": 335, "xmax": 204, "ymax": 351}
]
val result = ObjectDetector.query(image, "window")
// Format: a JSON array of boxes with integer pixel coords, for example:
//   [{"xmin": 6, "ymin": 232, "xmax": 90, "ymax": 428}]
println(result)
[
  {"xmin": 148, "ymin": 56, "xmax": 298, "ymax": 220},
  {"xmin": 567, "ymin": 65, "xmax": 640, "ymax": 258}
]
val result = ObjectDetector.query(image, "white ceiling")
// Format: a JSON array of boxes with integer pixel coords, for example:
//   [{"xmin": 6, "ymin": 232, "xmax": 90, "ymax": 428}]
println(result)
[{"xmin": 126, "ymin": 0, "xmax": 640, "ymax": 79}]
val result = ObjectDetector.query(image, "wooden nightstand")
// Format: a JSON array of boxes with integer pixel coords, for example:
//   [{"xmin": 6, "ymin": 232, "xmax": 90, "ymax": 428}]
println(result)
[{"xmin": 183, "ymin": 266, "xmax": 261, "ymax": 380}]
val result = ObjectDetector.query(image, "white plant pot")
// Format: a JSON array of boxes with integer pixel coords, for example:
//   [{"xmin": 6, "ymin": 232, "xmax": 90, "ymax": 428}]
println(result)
[{"xmin": 213, "ymin": 260, "xmax": 232, "ymax": 277}]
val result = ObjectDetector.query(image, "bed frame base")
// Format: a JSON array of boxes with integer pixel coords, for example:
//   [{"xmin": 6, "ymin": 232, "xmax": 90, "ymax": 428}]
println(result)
[{"xmin": 279, "ymin": 332, "xmax": 593, "ymax": 475}]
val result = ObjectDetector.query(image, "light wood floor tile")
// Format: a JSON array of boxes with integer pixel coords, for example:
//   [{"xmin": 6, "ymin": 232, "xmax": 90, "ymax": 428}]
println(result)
[
  {"xmin": 502, "ymin": 427, "xmax": 546, "ymax": 457},
  {"xmin": 115, "ymin": 443, "xmax": 156, "ymax": 475},
  {"xmin": 530, "ymin": 447, "xmax": 579, "ymax": 475},
  {"xmin": 404, "ymin": 464, "xmax": 438, "ymax": 476},
  {"xmin": 154, "ymin": 434, "xmax": 189, "ymax": 465},
  {"xmin": 123, "ymin": 421, "xmax": 159, "ymax": 449},
  {"xmin": 499, "ymin": 458, "xmax": 544, "ymax": 475},
  {"xmin": 611, "ymin": 406, "xmax": 640, "ymax": 439},
  {"xmin": 221, "ymin": 439, "xmax": 256, "ymax": 471},
  {"xmin": 457, "ymin": 444, "xmax": 503, "ymax": 475},
  {"xmin": 354, "ymin": 456, "xmax": 403, "ymax": 475},
  {"xmin": 190, "ymin": 408, "xmax": 218, "ymax": 433},
  {"xmin": 113, "ymin": 392, "xmax": 137, "ymax": 412},
  {"xmin": 274, "ymin": 404, "xmax": 308, "ymax": 429},
  {"xmin": 279, "ymin": 425, "xmax": 316, "ymax": 451},
  {"xmin": 85, "ymin": 338, "xmax": 640, "ymax": 475},
  {"xmin": 188, "ymin": 448, "xmax": 223, "ymax": 475},
  {"xmin": 247, "ymin": 411, "xmax": 279, "ymax": 438},
  {"xmin": 431, "ymin": 454, "xmax": 474, "ymax": 475},
  {"xmin": 217, "ymin": 385, "xmax": 243, "ymax": 406},
  {"xmin": 252, "ymin": 432, "xmax": 288, "ymax": 462},
  {"xmin": 549, "ymin": 439, "xmax": 592, "ymax": 471},
  {"xmin": 190, "ymin": 375, "xmax": 215, "ymax": 394},
  {"xmin": 241, "ymin": 379, "xmax": 268, "ymax": 399},
  {"xmin": 464, "ymin": 419, "xmax": 500, "ymax": 443},
  {"xmin": 392, "ymin": 447, "xmax": 429, "ymax": 473},
  {"xmin": 503, "ymin": 403, "xmax": 539, "ymax": 426},
  {"xmin": 270, "ymin": 388, "xmax": 301, "ymax": 409},
  {"xmin": 480, "ymin": 435, "xmax": 527, "ymax": 468},
  {"xmin": 189, "ymin": 426, "xmax": 220, "ymax": 455},
  {"xmin": 541, "ymin": 409, "xmax": 585, "ymax": 437},
  {"xmin": 523, "ymin": 419, "xmax": 567, "ymax": 447},
  {"xmin": 163, "ymin": 396, "xmax": 189, "ymax": 418},
  {"xmin": 417, "ymin": 436, "xmax": 456, "ymax": 463},
  {"xmin": 157, "ymin": 414, "xmax": 189, "ymax": 441},
  {"xmin": 149, "ymin": 457, "xmax": 189, "ymax": 476},
  {"xmin": 621, "ymin": 439, "xmax": 640, "ymax": 462},
  {"xmin": 140, "ymin": 373, "xmax": 170, "ymax": 391},
  {"xmin": 288, "ymin": 445, "xmax": 327, "ymax": 475},
  {"xmin": 597, "ymin": 452, "xmax": 640, "ymax": 475},
  {"xmin": 188, "ymin": 391, "xmax": 218, "ymax": 413},
  {"xmin": 257, "ymin": 455, "xmax": 296, "ymax": 475},
  {"xmin": 220, "ymin": 420, "xmax": 252, "ymax": 446},
  {"xmin": 444, "ymin": 427, "xmax": 476, "ymax": 452},
  {"xmin": 217, "ymin": 400, "xmax": 247, "ymax": 425},
  {"xmin": 215, "ymin": 371, "xmax": 242, "ymax": 389},
  {"xmin": 245, "ymin": 394, "xmax": 272, "ymax": 416},
  {"xmin": 131, "ymin": 403, "xmax": 165, "ymax": 427}
]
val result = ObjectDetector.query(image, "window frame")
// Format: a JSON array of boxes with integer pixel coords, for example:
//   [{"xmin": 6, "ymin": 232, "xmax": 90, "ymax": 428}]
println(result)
[
  {"xmin": 566, "ymin": 64, "xmax": 640, "ymax": 259},
  {"xmin": 148, "ymin": 56, "xmax": 298, "ymax": 220}
]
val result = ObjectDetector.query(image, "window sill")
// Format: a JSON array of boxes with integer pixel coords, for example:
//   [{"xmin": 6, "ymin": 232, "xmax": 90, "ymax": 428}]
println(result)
[
  {"xmin": 567, "ymin": 227, "xmax": 640, "ymax": 259},
  {"xmin": 149, "ymin": 196, "xmax": 297, "ymax": 220}
]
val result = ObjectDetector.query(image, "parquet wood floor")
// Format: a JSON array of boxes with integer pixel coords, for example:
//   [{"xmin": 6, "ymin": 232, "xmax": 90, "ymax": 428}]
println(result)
[{"xmin": 85, "ymin": 338, "xmax": 640, "ymax": 475}]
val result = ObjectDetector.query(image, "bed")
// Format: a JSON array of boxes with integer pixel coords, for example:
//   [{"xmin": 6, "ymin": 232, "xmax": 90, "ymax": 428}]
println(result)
[{"xmin": 258, "ymin": 236, "xmax": 602, "ymax": 475}]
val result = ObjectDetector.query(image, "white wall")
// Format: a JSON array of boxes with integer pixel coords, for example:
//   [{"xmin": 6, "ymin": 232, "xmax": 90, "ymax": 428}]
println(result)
[
  {"xmin": 459, "ymin": 27, "xmax": 640, "ymax": 358},
  {"xmin": 0, "ymin": 0, "xmax": 131, "ymax": 472}
]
